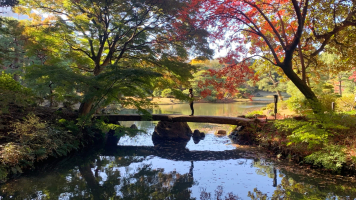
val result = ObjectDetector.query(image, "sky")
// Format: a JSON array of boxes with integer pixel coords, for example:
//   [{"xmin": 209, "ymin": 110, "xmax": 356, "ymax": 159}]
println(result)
[{"xmin": 0, "ymin": 7, "xmax": 29, "ymax": 20}]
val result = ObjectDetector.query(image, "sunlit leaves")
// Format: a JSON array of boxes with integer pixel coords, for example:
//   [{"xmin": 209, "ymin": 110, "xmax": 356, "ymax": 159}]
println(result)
[{"xmin": 14, "ymin": 0, "xmax": 213, "ymax": 112}]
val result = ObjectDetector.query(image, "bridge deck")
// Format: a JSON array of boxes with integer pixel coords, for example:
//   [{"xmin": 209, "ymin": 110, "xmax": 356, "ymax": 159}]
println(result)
[{"xmin": 95, "ymin": 114, "xmax": 265, "ymax": 125}]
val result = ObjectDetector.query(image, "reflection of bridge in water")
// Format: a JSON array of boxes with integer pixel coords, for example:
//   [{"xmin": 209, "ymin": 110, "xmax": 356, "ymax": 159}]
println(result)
[
  {"xmin": 96, "ymin": 114, "xmax": 265, "ymax": 125},
  {"xmin": 103, "ymin": 144, "xmax": 247, "ymax": 161}
]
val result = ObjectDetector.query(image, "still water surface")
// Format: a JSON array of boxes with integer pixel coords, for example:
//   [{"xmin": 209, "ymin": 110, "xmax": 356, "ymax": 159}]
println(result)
[{"xmin": 1, "ymin": 100, "xmax": 356, "ymax": 199}]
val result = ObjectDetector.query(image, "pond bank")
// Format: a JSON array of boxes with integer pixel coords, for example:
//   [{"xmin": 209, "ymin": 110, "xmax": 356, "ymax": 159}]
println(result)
[
  {"xmin": 0, "ymin": 105, "xmax": 102, "ymax": 183},
  {"xmin": 232, "ymin": 113, "xmax": 356, "ymax": 173}
]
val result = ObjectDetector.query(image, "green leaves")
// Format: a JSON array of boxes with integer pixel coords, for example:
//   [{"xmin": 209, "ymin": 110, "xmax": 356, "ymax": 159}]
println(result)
[
  {"xmin": 305, "ymin": 145, "xmax": 347, "ymax": 171},
  {"xmin": 94, "ymin": 117, "xmax": 142, "ymax": 138},
  {"xmin": 274, "ymin": 112, "xmax": 351, "ymax": 149},
  {"xmin": 15, "ymin": 0, "xmax": 211, "ymax": 114},
  {"xmin": 0, "ymin": 72, "xmax": 36, "ymax": 113},
  {"xmin": 286, "ymin": 121, "xmax": 330, "ymax": 148}
]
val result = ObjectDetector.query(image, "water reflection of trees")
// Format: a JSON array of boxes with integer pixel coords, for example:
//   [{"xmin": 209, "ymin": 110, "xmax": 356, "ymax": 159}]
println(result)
[
  {"xmin": 3, "ymin": 141, "xmax": 356, "ymax": 199},
  {"xmin": 253, "ymin": 160, "xmax": 278, "ymax": 187},
  {"xmin": 200, "ymin": 186, "xmax": 240, "ymax": 200},
  {"xmin": 118, "ymin": 162, "xmax": 195, "ymax": 200},
  {"xmin": 0, "ymin": 153, "xmax": 196, "ymax": 199},
  {"xmin": 249, "ymin": 162, "xmax": 356, "ymax": 200},
  {"xmin": 248, "ymin": 176, "xmax": 341, "ymax": 200}
]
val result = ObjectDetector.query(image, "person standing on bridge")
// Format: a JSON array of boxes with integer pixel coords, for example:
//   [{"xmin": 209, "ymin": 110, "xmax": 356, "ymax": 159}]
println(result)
[{"xmin": 189, "ymin": 88, "xmax": 194, "ymax": 116}]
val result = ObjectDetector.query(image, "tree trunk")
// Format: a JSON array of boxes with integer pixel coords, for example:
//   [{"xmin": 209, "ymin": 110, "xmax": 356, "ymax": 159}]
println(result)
[
  {"xmin": 79, "ymin": 100, "xmax": 94, "ymax": 115},
  {"xmin": 79, "ymin": 64, "xmax": 102, "ymax": 116},
  {"xmin": 276, "ymin": 90, "xmax": 284, "ymax": 102},
  {"xmin": 298, "ymin": 43, "xmax": 307, "ymax": 84},
  {"xmin": 281, "ymin": 64, "xmax": 317, "ymax": 102},
  {"xmin": 339, "ymin": 80, "xmax": 342, "ymax": 96},
  {"xmin": 49, "ymin": 82, "xmax": 54, "ymax": 107}
]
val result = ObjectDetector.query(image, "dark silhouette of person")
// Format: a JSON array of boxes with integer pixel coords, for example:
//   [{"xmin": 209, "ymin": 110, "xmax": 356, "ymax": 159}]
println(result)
[{"xmin": 189, "ymin": 88, "xmax": 194, "ymax": 116}]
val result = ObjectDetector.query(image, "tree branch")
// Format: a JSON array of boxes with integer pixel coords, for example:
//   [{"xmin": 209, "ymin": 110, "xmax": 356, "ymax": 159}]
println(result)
[{"xmin": 245, "ymin": 1, "xmax": 286, "ymax": 50}]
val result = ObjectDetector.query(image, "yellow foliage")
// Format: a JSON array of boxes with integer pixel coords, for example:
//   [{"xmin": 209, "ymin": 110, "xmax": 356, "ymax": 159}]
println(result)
[
  {"xmin": 336, "ymin": 94, "xmax": 355, "ymax": 112},
  {"xmin": 190, "ymin": 59, "xmax": 209, "ymax": 65}
]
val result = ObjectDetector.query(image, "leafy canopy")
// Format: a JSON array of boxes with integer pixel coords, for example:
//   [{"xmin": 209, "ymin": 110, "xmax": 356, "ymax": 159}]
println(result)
[
  {"xmin": 188, "ymin": 0, "xmax": 356, "ymax": 104},
  {"xmin": 16, "ymin": 0, "xmax": 213, "ymax": 112}
]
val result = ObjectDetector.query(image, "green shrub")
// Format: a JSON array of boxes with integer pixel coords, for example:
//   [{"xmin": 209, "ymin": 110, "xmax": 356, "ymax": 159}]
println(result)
[
  {"xmin": 274, "ymin": 113, "xmax": 349, "ymax": 149},
  {"xmin": 305, "ymin": 145, "xmax": 347, "ymax": 171},
  {"xmin": 245, "ymin": 109, "xmax": 263, "ymax": 118},
  {"xmin": 94, "ymin": 118, "xmax": 141, "ymax": 138},
  {"xmin": 0, "ymin": 72, "xmax": 36, "ymax": 113},
  {"xmin": 279, "ymin": 101, "xmax": 288, "ymax": 110},
  {"xmin": 0, "ymin": 72, "xmax": 32, "ymax": 94},
  {"xmin": 285, "ymin": 81, "xmax": 316, "ymax": 114},
  {"xmin": 0, "ymin": 114, "xmax": 84, "ymax": 181},
  {"xmin": 0, "ymin": 72, "xmax": 23, "ymax": 92},
  {"xmin": 335, "ymin": 94, "xmax": 355, "ymax": 112},
  {"xmin": 286, "ymin": 96, "xmax": 309, "ymax": 114},
  {"xmin": 317, "ymin": 93, "xmax": 338, "ymax": 112},
  {"xmin": 265, "ymin": 103, "xmax": 275, "ymax": 110},
  {"xmin": 161, "ymin": 89, "xmax": 173, "ymax": 98},
  {"xmin": 153, "ymin": 88, "xmax": 162, "ymax": 97},
  {"xmin": 265, "ymin": 101, "xmax": 288, "ymax": 112}
]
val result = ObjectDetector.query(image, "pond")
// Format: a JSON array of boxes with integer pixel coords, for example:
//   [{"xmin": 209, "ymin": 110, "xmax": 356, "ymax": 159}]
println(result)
[{"xmin": 1, "ymin": 100, "xmax": 356, "ymax": 199}]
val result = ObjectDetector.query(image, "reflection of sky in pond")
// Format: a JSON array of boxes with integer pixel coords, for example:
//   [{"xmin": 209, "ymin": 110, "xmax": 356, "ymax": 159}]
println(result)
[
  {"xmin": 116, "ymin": 127, "xmax": 279, "ymax": 199},
  {"xmin": 119, "ymin": 132, "xmax": 236, "ymax": 151},
  {"xmin": 107, "ymin": 157, "xmax": 281, "ymax": 199}
]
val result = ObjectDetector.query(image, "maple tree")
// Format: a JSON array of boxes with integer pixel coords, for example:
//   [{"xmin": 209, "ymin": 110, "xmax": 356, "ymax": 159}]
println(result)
[
  {"xmin": 198, "ymin": 59, "xmax": 256, "ymax": 100},
  {"xmin": 17, "ymin": 0, "xmax": 212, "ymax": 115},
  {"xmin": 189, "ymin": 0, "xmax": 356, "ymax": 109}
]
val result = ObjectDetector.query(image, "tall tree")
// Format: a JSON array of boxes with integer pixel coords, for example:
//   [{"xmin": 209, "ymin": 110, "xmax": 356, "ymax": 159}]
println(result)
[
  {"xmin": 191, "ymin": 0, "xmax": 356, "ymax": 110},
  {"xmin": 18, "ymin": 0, "xmax": 212, "ymax": 115},
  {"xmin": 0, "ymin": 18, "xmax": 37, "ymax": 81}
]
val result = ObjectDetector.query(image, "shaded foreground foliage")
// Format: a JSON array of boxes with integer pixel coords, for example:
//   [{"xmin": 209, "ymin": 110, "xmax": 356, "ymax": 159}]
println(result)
[{"xmin": 0, "ymin": 72, "xmax": 102, "ymax": 182}]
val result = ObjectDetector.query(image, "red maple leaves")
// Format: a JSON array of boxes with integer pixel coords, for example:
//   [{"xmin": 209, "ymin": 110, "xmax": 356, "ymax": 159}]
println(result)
[
  {"xmin": 181, "ymin": 0, "xmax": 308, "ymax": 99},
  {"xmin": 198, "ymin": 60, "xmax": 258, "ymax": 99}
]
